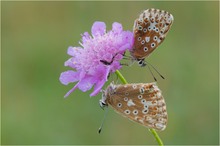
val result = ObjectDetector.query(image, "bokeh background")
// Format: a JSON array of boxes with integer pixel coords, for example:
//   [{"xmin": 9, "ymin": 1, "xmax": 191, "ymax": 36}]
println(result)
[{"xmin": 1, "ymin": 1, "xmax": 219, "ymax": 145}]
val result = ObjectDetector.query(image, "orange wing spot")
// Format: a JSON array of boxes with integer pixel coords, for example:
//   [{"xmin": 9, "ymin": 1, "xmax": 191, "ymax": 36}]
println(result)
[
  {"xmin": 152, "ymin": 100, "xmax": 157, "ymax": 104},
  {"xmin": 153, "ymin": 107, "xmax": 158, "ymax": 111}
]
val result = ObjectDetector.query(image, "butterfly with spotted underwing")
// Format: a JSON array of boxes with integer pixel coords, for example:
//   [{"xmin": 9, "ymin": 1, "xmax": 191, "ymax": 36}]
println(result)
[
  {"xmin": 100, "ymin": 9, "xmax": 174, "ymax": 81},
  {"xmin": 99, "ymin": 82, "xmax": 168, "ymax": 131},
  {"xmin": 131, "ymin": 8, "xmax": 174, "ymax": 67}
]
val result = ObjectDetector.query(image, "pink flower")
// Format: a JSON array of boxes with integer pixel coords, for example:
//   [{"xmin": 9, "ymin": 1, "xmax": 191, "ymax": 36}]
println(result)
[{"xmin": 59, "ymin": 21, "xmax": 133, "ymax": 97}]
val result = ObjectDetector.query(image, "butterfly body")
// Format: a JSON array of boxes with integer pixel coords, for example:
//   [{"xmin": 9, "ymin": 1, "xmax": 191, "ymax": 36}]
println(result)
[
  {"xmin": 100, "ymin": 82, "xmax": 167, "ymax": 131},
  {"xmin": 131, "ymin": 8, "xmax": 174, "ymax": 66}
]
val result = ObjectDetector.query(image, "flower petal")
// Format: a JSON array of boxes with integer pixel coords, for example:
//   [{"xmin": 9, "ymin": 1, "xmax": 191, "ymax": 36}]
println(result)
[
  {"xmin": 112, "ymin": 22, "xmax": 123, "ymax": 34},
  {"xmin": 111, "ymin": 61, "xmax": 121, "ymax": 72},
  {"xmin": 64, "ymin": 58, "xmax": 74, "ymax": 67},
  {"xmin": 90, "ymin": 66, "xmax": 110, "ymax": 96},
  {"xmin": 91, "ymin": 21, "xmax": 106, "ymax": 36},
  {"xmin": 122, "ymin": 31, "xmax": 134, "ymax": 50},
  {"xmin": 59, "ymin": 70, "xmax": 80, "ymax": 85},
  {"xmin": 90, "ymin": 79, "xmax": 106, "ymax": 97},
  {"xmin": 81, "ymin": 32, "xmax": 90, "ymax": 43},
  {"xmin": 67, "ymin": 46, "xmax": 75, "ymax": 56},
  {"xmin": 67, "ymin": 46, "xmax": 83, "ymax": 56},
  {"xmin": 77, "ymin": 76, "xmax": 95, "ymax": 92},
  {"xmin": 64, "ymin": 82, "xmax": 80, "ymax": 98},
  {"xmin": 119, "ymin": 43, "xmax": 132, "ymax": 53}
]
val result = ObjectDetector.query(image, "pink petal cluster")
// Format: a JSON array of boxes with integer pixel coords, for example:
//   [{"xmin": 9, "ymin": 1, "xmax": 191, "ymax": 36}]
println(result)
[{"xmin": 60, "ymin": 21, "xmax": 133, "ymax": 97}]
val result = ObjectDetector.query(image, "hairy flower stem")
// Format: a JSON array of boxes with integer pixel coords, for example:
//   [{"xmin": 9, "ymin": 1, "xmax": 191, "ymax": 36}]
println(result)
[{"xmin": 115, "ymin": 70, "xmax": 164, "ymax": 146}]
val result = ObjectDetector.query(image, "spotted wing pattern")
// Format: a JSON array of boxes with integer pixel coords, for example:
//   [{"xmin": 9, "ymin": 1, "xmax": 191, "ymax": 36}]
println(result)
[
  {"xmin": 103, "ymin": 82, "xmax": 167, "ymax": 131},
  {"xmin": 131, "ymin": 8, "xmax": 174, "ymax": 60}
]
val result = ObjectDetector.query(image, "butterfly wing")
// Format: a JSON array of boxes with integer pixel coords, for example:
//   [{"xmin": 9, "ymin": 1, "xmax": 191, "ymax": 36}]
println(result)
[
  {"xmin": 105, "ymin": 83, "xmax": 167, "ymax": 131},
  {"xmin": 131, "ymin": 8, "xmax": 174, "ymax": 60}
]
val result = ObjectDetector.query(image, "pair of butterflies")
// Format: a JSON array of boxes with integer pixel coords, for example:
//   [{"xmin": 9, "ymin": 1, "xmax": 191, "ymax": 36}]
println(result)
[{"xmin": 100, "ymin": 8, "xmax": 174, "ymax": 131}]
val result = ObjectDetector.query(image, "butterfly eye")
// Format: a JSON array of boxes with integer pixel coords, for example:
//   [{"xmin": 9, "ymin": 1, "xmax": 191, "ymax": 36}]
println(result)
[
  {"xmin": 141, "ymin": 40, "xmax": 145, "ymax": 45},
  {"xmin": 153, "ymin": 36, "xmax": 158, "ymax": 41},
  {"xmin": 138, "ymin": 59, "xmax": 146, "ymax": 67},
  {"xmin": 148, "ymin": 26, "xmax": 151, "ymax": 30},
  {"xmin": 138, "ymin": 60, "xmax": 142, "ymax": 65},
  {"xmin": 138, "ymin": 37, "xmax": 141, "ymax": 41},
  {"xmin": 143, "ymin": 28, "xmax": 147, "ymax": 33},
  {"xmin": 99, "ymin": 100, "xmax": 107, "ymax": 109}
]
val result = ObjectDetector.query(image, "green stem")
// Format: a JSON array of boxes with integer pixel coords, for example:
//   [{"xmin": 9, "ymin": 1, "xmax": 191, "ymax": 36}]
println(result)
[
  {"xmin": 115, "ymin": 70, "xmax": 128, "ymax": 84},
  {"xmin": 149, "ymin": 129, "xmax": 164, "ymax": 146},
  {"xmin": 115, "ymin": 70, "xmax": 164, "ymax": 146}
]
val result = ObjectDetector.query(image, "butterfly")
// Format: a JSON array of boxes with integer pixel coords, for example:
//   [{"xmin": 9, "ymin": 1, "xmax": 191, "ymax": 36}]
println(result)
[
  {"xmin": 99, "ymin": 82, "xmax": 167, "ymax": 131},
  {"xmin": 130, "ymin": 8, "xmax": 174, "ymax": 67}
]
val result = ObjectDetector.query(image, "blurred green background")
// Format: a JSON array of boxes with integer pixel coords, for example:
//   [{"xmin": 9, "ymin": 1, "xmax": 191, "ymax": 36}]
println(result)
[{"xmin": 1, "ymin": 1, "xmax": 219, "ymax": 145}]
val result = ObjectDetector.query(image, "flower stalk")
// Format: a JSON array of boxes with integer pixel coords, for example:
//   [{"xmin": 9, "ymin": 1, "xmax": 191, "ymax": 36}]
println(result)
[{"xmin": 115, "ymin": 70, "xmax": 164, "ymax": 146}]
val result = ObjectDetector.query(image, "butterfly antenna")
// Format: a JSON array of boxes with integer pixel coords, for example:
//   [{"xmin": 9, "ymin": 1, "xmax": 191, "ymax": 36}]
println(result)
[
  {"xmin": 121, "ymin": 55, "xmax": 134, "ymax": 67},
  {"xmin": 98, "ymin": 107, "xmax": 109, "ymax": 134},
  {"xmin": 146, "ymin": 63, "xmax": 157, "ymax": 81},
  {"xmin": 146, "ymin": 61, "xmax": 165, "ymax": 79},
  {"xmin": 123, "ymin": 55, "xmax": 132, "ymax": 60}
]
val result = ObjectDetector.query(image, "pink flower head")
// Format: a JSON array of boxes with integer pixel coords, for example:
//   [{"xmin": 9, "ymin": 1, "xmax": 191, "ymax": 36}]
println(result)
[{"xmin": 60, "ymin": 21, "xmax": 133, "ymax": 97}]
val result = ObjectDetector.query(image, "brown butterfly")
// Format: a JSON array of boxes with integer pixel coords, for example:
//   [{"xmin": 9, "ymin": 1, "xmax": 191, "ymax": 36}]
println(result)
[
  {"xmin": 130, "ymin": 8, "xmax": 174, "ymax": 67},
  {"xmin": 99, "ymin": 82, "xmax": 168, "ymax": 131}
]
